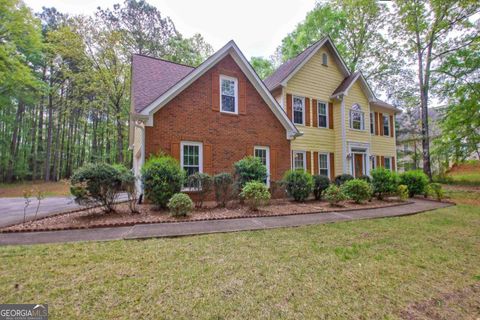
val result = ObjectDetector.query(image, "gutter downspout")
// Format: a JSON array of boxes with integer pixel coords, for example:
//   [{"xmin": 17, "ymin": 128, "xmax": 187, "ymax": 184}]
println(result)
[{"xmin": 134, "ymin": 121, "xmax": 146, "ymax": 199}]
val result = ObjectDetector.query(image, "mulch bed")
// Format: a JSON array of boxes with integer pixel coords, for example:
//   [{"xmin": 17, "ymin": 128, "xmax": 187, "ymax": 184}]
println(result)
[{"xmin": 1, "ymin": 198, "xmax": 408, "ymax": 233}]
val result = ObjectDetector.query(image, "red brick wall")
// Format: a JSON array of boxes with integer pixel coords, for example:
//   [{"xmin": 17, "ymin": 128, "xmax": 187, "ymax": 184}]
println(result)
[{"xmin": 144, "ymin": 55, "xmax": 291, "ymax": 196}]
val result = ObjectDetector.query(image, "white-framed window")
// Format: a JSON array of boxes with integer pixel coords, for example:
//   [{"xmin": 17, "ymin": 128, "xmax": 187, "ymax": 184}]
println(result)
[
  {"xmin": 220, "ymin": 75, "xmax": 238, "ymax": 114},
  {"xmin": 293, "ymin": 96, "xmax": 305, "ymax": 125},
  {"xmin": 317, "ymin": 101, "xmax": 328, "ymax": 128},
  {"xmin": 318, "ymin": 153, "xmax": 329, "ymax": 177},
  {"xmin": 322, "ymin": 52, "xmax": 328, "ymax": 66},
  {"xmin": 370, "ymin": 112, "xmax": 375, "ymax": 134},
  {"xmin": 254, "ymin": 146, "xmax": 270, "ymax": 186},
  {"xmin": 350, "ymin": 104, "xmax": 364, "ymax": 130},
  {"xmin": 293, "ymin": 151, "xmax": 306, "ymax": 171},
  {"xmin": 181, "ymin": 141, "xmax": 203, "ymax": 178},
  {"xmin": 384, "ymin": 157, "xmax": 392, "ymax": 170},
  {"xmin": 383, "ymin": 115, "xmax": 390, "ymax": 136}
]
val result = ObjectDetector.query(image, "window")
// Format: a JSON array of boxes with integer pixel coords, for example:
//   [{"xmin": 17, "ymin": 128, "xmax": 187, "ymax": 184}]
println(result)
[
  {"xmin": 318, "ymin": 153, "xmax": 329, "ymax": 177},
  {"xmin": 370, "ymin": 112, "xmax": 375, "ymax": 134},
  {"xmin": 350, "ymin": 104, "xmax": 364, "ymax": 130},
  {"xmin": 293, "ymin": 96, "xmax": 305, "ymax": 125},
  {"xmin": 293, "ymin": 151, "xmax": 306, "ymax": 171},
  {"xmin": 318, "ymin": 101, "xmax": 328, "ymax": 128},
  {"xmin": 371, "ymin": 156, "xmax": 376, "ymax": 169},
  {"xmin": 181, "ymin": 141, "xmax": 203, "ymax": 178},
  {"xmin": 220, "ymin": 75, "xmax": 238, "ymax": 114},
  {"xmin": 384, "ymin": 157, "xmax": 392, "ymax": 170},
  {"xmin": 383, "ymin": 115, "xmax": 390, "ymax": 136},
  {"xmin": 322, "ymin": 53, "xmax": 328, "ymax": 65},
  {"xmin": 254, "ymin": 146, "xmax": 270, "ymax": 186}
]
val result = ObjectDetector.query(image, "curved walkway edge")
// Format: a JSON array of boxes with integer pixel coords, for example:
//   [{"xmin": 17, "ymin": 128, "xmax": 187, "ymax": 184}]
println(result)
[{"xmin": 0, "ymin": 199, "xmax": 452, "ymax": 246}]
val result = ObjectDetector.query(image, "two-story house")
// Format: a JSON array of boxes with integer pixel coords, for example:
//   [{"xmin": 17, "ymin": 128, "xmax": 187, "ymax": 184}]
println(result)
[{"xmin": 265, "ymin": 37, "xmax": 401, "ymax": 179}]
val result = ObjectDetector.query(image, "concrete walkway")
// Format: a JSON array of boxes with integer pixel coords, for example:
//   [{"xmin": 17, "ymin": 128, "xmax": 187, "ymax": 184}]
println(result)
[
  {"xmin": 0, "ymin": 194, "xmax": 128, "ymax": 228},
  {"xmin": 0, "ymin": 199, "xmax": 452, "ymax": 246}
]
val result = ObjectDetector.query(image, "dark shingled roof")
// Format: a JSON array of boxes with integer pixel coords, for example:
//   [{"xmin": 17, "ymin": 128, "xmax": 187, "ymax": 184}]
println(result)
[
  {"xmin": 132, "ymin": 54, "xmax": 194, "ymax": 113},
  {"xmin": 332, "ymin": 71, "xmax": 360, "ymax": 97},
  {"xmin": 264, "ymin": 39, "xmax": 325, "ymax": 91}
]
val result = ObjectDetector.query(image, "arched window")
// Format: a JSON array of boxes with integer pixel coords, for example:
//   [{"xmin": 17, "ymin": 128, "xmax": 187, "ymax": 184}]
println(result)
[
  {"xmin": 322, "ymin": 53, "xmax": 328, "ymax": 66},
  {"xmin": 350, "ymin": 104, "xmax": 364, "ymax": 130}
]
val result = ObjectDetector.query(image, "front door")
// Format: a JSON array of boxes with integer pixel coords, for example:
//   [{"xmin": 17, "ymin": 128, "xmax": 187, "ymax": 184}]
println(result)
[{"xmin": 354, "ymin": 153, "xmax": 364, "ymax": 177}]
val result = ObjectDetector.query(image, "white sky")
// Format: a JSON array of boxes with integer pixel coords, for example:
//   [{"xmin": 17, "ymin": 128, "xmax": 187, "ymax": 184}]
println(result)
[{"xmin": 24, "ymin": 0, "xmax": 316, "ymax": 59}]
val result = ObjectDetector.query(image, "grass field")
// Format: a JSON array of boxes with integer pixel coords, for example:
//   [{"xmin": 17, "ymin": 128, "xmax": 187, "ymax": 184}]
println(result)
[
  {"xmin": 445, "ymin": 160, "xmax": 480, "ymax": 186},
  {"xmin": 0, "ymin": 181, "xmax": 71, "ymax": 198},
  {"xmin": 0, "ymin": 202, "xmax": 479, "ymax": 319}
]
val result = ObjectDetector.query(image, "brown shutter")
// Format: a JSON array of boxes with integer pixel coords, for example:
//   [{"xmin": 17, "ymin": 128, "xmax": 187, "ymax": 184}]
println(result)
[
  {"xmin": 171, "ymin": 142, "xmax": 180, "ymax": 162},
  {"xmin": 246, "ymin": 146, "xmax": 253, "ymax": 157},
  {"xmin": 313, "ymin": 151, "xmax": 319, "ymax": 174},
  {"xmin": 203, "ymin": 144, "xmax": 213, "ymax": 174},
  {"xmin": 328, "ymin": 102, "xmax": 334, "ymax": 129},
  {"xmin": 374, "ymin": 112, "xmax": 379, "ymax": 135},
  {"xmin": 379, "ymin": 113, "xmax": 383, "ymax": 136},
  {"xmin": 212, "ymin": 72, "xmax": 220, "ymax": 112},
  {"xmin": 381, "ymin": 156, "xmax": 385, "ymax": 167},
  {"xmin": 329, "ymin": 153, "xmax": 335, "ymax": 181},
  {"xmin": 286, "ymin": 94, "xmax": 292, "ymax": 121},
  {"xmin": 306, "ymin": 151, "xmax": 312, "ymax": 173},
  {"xmin": 239, "ymin": 78, "xmax": 246, "ymax": 114},
  {"xmin": 305, "ymin": 98, "xmax": 311, "ymax": 126},
  {"xmin": 390, "ymin": 115, "xmax": 394, "ymax": 137},
  {"xmin": 270, "ymin": 148, "xmax": 277, "ymax": 181},
  {"xmin": 312, "ymin": 99, "xmax": 318, "ymax": 127},
  {"xmin": 392, "ymin": 156, "xmax": 396, "ymax": 171}
]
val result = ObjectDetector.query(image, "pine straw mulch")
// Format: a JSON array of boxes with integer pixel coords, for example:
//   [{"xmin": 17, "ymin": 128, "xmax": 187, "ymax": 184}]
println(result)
[{"xmin": 1, "ymin": 198, "xmax": 408, "ymax": 233}]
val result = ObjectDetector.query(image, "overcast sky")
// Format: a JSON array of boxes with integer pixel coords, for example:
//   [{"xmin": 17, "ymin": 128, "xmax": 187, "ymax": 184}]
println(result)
[{"xmin": 24, "ymin": 0, "xmax": 316, "ymax": 58}]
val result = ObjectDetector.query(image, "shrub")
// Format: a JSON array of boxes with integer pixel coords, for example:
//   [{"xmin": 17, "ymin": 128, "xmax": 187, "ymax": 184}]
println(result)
[
  {"xmin": 282, "ymin": 170, "xmax": 314, "ymax": 201},
  {"xmin": 371, "ymin": 168, "xmax": 400, "ymax": 200},
  {"xmin": 358, "ymin": 175, "xmax": 372, "ymax": 183},
  {"xmin": 341, "ymin": 179, "xmax": 372, "ymax": 204},
  {"xmin": 141, "ymin": 155, "xmax": 185, "ymax": 208},
  {"xmin": 70, "ymin": 163, "xmax": 126, "ymax": 212},
  {"xmin": 334, "ymin": 174, "xmax": 354, "ymax": 186},
  {"xmin": 112, "ymin": 164, "xmax": 138, "ymax": 213},
  {"xmin": 322, "ymin": 185, "xmax": 347, "ymax": 206},
  {"xmin": 427, "ymin": 182, "xmax": 444, "ymax": 201},
  {"xmin": 399, "ymin": 170, "xmax": 429, "ymax": 197},
  {"xmin": 167, "ymin": 193, "xmax": 194, "ymax": 217},
  {"xmin": 312, "ymin": 175, "xmax": 330, "ymax": 200},
  {"xmin": 397, "ymin": 185, "xmax": 409, "ymax": 201},
  {"xmin": 213, "ymin": 172, "xmax": 234, "ymax": 207},
  {"xmin": 187, "ymin": 172, "xmax": 213, "ymax": 208},
  {"xmin": 240, "ymin": 181, "xmax": 271, "ymax": 211},
  {"xmin": 234, "ymin": 156, "xmax": 267, "ymax": 190}
]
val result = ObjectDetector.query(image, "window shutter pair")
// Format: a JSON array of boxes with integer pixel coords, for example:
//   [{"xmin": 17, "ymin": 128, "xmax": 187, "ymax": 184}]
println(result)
[{"xmin": 171, "ymin": 142, "xmax": 213, "ymax": 174}]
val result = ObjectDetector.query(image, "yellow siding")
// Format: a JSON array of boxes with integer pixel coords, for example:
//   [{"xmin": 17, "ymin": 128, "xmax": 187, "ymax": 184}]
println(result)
[
  {"xmin": 371, "ymin": 106, "xmax": 397, "ymax": 158},
  {"xmin": 344, "ymin": 81, "xmax": 371, "ymax": 143}
]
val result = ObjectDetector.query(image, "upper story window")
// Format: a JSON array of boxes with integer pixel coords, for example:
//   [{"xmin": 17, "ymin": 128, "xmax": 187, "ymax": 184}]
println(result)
[
  {"xmin": 370, "ymin": 112, "xmax": 375, "ymax": 134},
  {"xmin": 322, "ymin": 53, "xmax": 328, "ymax": 66},
  {"xmin": 350, "ymin": 104, "xmax": 364, "ymax": 130},
  {"xmin": 293, "ymin": 96, "xmax": 305, "ymax": 125},
  {"xmin": 383, "ymin": 115, "xmax": 390, "ymax": 136},
  {"xmin": 293, "ymin": 151, "xmax": 306, "ymax": 171},
  {"xmin": 318, "ymin": 101, "xmax": 328, "ymax": 128},
  {"xmin": 220, "ymin": 75, "xmax": 238, "ymax": 114}
]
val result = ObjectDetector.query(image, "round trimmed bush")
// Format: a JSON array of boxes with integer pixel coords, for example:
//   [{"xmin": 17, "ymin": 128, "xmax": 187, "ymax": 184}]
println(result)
[
  {"xmin": 322, "ymin": 184, "xmax": 347, "ymax": 206},
  {"xmin": 399, "ymin": 170, "xmax": 429, "ymax": 197},
  {"xmin": 313, "ymin": 175, "xmax": 330, "ymax": 200},
  {"xmin": 141, "ymin": 155, "xmax": 186, "ymax": 208},
  {"xmin": 341, "ymin": 179, "xmax": 372, "ymax": 204},
  {"xmin": 167, "ymin": 193, "xmax": 194, "ymax": 217},
  {"xmin": 334, "ymin": 174, "xmax": 354, "ymax": 186},
  {"xmin": 371, "ymin": 168, "xmax": 400, "ymax": 200},
  {"xmin": 240, "ymin": 181, "xmax": 271, "ymax": 211},
  {"xmin": 234, "ymin": 156, "xmax": 267, "ymax": 189},
  {"xmin": 282, "ymin": 170, "xmax": 314, "ymax": 201},
  {"xmin": 397, "ymin": 184, "xmax": 409, "ymax": 201}
]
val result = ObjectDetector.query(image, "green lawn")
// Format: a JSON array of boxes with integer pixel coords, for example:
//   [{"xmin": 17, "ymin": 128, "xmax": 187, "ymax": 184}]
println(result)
[{"xmin": 1, "ymin": 204, "xmax": 479, "ymax": 319}]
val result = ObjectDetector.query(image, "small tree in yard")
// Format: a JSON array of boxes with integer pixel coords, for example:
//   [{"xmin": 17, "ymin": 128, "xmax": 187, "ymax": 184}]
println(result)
[
  {"xmin": 234, "ymin": 156, "xmax": 267, "ymax": 190},
  {"xmin": 240, "ymin": 181, "xmax": 271, "ymax": 211},
  {"xmin": 141, "ymin": 155, "xmax": 185, "ymax": 209},
  {"xmin": 283, "ymin": 170, "xmax": 314, "ymax": 202},
  {"xmin": 187, "ymin": 172, "xmax": 213, "ymax": 208},
  {"xmin": 313, "ymin": 175, "xmax": 330, "ymax": 200},
  {"xmin": 213, "ymin": 173, "xmax": 234, "ymax": 207}
]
